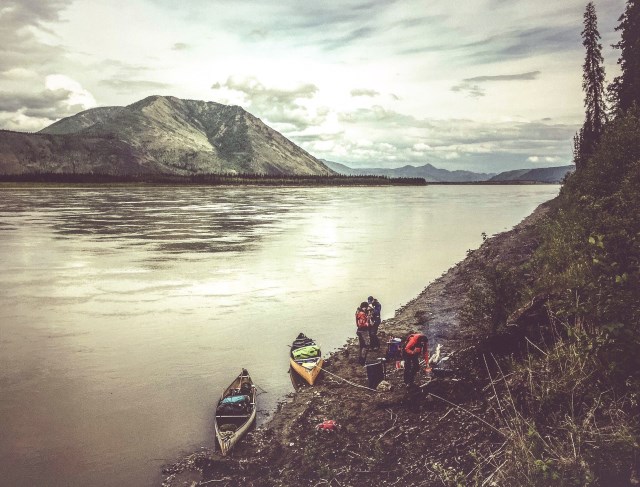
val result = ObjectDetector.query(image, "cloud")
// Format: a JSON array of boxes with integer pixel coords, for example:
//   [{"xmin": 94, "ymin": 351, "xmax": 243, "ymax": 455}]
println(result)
[
  {"xmin": 320, "ymin": 26, "xmax": 376, "ymax": 51},
  {"xmin": 211, "ymin": 76, "xmax": 323, "ymax": 130},
  {"xmin": 292, "ymin": 105, "xmax": 576, "ymax": 172},
  {"xmin": 464, "ymin": 71, "xmax": 541, "ymax": 83},
  {"xmin": 0, "ymin": 0, "xmax": 72, "ymax": 72},
  {"xmin": 394, "ymin": 12, "xmax": 584, "ymax": 65},
  {"xmin": 171, "ymin": 42, "xmax": 190, "ymax": 50},
  {"xmin": 459, "ymin": 26, "xmax": 581, "ymax": 65},
  {"xmin": 0, "ymin": 1, "xmax": 77, "ymax": 129},
  {"xmin": 351, "ymin": 89, "xmax": 379, "ymax": 97},
  {"xmin": 451, "ymin": 83, "xmax": 486, "ymax": 98},
  {"xmin": 452, "ymin": 70, "xmax": 541, "ymax": 97},
  {"xmin": 337, "ymin": 106, "xmax": 428, "ymax": 127},
  {"xmin": 0, "ymin": 75, "xmax": 95, "ymax": 127},
  {"xmin": 0, "ymin": 89, "xmax": 70, "ymax": 114},
  {"xmin": 100, "ymin": 79, "xmax": 173, "ymax": 94},
  {"xmin": 45, "ymin": 75, "xmax": 96, "ymax": 109},
  {"xmin": 528, "ymin": 155, "xmax": 563, "ymax": 164},
  {"xmin": 248, "ymin": 29, "xmax": 269, "ymax": 40},
  {"xmin": 92, "ymin": 60, "xmax": 172, "ymax": 96}
]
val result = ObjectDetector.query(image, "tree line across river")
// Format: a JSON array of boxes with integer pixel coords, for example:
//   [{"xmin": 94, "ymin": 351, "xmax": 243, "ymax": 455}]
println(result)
[{"xmin": 0, "ymin": 172, "xmax": 428, "ymax": 186}]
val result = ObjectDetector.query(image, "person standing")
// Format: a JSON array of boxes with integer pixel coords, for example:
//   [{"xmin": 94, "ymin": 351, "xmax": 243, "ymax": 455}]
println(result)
[
  {"xmin": 367, "ymin": 296, "xmax": 382, "ymax": 350},
  {"xmin": 355, "ymin": 302, "xmax": 370, "ymax": 364},
  {"xmin": 402, "ymin": 332, "xmax": 430, "ymax": 386}
]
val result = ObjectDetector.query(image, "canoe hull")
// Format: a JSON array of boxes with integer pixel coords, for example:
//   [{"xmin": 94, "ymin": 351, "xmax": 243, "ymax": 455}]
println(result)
[
  {"xmin": 213, "ymin": 369, "xmax": 257, "ymax": 456},
  {"xmin": 289, "ymin": 357, "xmax": 324, "ymax": 386}
]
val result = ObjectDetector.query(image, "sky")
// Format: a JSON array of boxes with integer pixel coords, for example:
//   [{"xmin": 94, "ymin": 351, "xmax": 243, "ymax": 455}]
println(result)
[{"xmin": 0, "ymin": 0, "xmax": 628, "ymax": 172}]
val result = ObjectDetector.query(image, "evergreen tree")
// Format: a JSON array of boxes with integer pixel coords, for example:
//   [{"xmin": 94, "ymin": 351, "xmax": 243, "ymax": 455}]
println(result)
[
  {"xmin": 573, "ymin": 127, "xmax": 585, "ymax": 168},
  {"xmin": 610, "ymin": 0, "xmax": 640, "ymax": 113},
  {"xmin": 576, "ymin": 2, "xmax": 607, "ymax": 168}
]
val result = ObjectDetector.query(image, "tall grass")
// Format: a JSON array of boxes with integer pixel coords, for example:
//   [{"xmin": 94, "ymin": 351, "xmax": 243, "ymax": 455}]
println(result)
[{"xmin": 480, "ymin": 319, "xmax": 639, "ymax": 486}]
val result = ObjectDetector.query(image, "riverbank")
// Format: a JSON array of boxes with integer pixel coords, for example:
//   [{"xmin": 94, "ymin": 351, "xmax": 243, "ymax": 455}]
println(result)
[{"xmin": 162, "ymin": 201, "xmax": 553, "ymax": 486}]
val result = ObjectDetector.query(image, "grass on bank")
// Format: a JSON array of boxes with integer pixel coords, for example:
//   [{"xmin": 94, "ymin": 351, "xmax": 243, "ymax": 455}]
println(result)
[{"xmin": 458, "ymin": 109, "xmax": 640, "ymax": 486}]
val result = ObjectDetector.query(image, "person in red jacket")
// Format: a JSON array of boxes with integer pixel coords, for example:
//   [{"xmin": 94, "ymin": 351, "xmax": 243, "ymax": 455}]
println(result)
[
  {"xmin": 403, "ymin": 332, "xmax": 430, "ymax": 386},
  {"xmin": 355, "ymin": 302, "xmax": 370, "ymax": 364}
]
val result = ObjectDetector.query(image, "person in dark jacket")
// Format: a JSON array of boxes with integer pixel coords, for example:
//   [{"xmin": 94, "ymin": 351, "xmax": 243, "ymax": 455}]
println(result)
[
  {"xmin": 355, "ymin": 302, "xmax": 370, "ymax": 364},
  {"xmin": 402, "ymin": 332, "xmax": 430, "ymax": 386},
  {"xmin": 367, "ymin": 296, "xmax": 382, "ymax": 350}
]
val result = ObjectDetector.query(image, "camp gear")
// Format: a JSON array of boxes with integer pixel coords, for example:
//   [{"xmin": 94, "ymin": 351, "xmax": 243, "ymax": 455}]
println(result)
[
  {"xmin": 292, "ymin": 345, "xmax": 320, "ymax": 360},
  {"xmin": 292, "ymin": 334, "xmax": 315, "ymax": 349},
  {"xmin": 216, "ymin": 394, "xmax": 250, "ymax": 415},
  {"xmin": 290, "ymin": 333, "xmax": 323, "ymax": 386},
  {"xmin": 316, "ymin": 419, "xmax": 338, "ymax": 431},
  {"xmin": 221, "ymin": 395, "xmax": 249, "ymax": 405},
  {"xmin": 213, "ymin": 369, "xmax": 256, "ymax": 456},
  {"xmin": 365, "ymin": 360, "xmax": 386, "ymax": 389},
  {"xmin": 355, "ymin": 310, "xmax": 369, "ymax": 329},
  {"xmin": 386, "ymin": 338, "xmax": 403, "ymax": 361}
]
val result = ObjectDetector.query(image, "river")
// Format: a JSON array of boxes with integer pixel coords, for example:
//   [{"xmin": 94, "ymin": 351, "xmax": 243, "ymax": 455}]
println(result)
[{"xmin": 0, "ymin": 185, "xmax": 558, "ymax": 486}]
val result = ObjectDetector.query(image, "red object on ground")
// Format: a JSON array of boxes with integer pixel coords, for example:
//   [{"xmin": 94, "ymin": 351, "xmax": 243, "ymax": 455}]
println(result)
[{"xmin": 316, "ymin": 420, "xmax": 338, "ymax": 431}]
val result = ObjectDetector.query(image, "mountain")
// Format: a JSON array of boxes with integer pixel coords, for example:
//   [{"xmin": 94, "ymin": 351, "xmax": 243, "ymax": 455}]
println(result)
[
  {"xmin": 0, "ymin": 95, "xmax": 334, "ymax": 176},
  {"xmin": 42, "ymin": 106, "xmax": 125, "ymax": 135},
  {"xmin": 322, "ymin": 160, "xmax": 495, "ymax": 182},
  {"xmin": 490, "ymin": 165, "xmax": 575, "ymax": 183}
]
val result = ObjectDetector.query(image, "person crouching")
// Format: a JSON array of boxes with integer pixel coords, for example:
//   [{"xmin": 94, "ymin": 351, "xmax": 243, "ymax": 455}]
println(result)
[{"xmin": 403, "ymin": 332, "xmax": 430, "ymax": 386}]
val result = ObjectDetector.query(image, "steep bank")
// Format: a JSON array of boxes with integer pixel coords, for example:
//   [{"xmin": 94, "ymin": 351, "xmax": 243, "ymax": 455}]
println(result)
[{"xmin": 162, "ymin": 201, "xmax": 553, "ymax": 487}]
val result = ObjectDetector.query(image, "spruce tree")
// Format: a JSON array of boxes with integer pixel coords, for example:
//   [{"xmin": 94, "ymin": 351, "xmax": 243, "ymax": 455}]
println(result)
[
  {"xmin": 610, "ymin": 0, "xmax": 640, "ymax": 113},
  {"xmin": 576, "ymin": 2, "xmax": 607, "ymax": 168}
]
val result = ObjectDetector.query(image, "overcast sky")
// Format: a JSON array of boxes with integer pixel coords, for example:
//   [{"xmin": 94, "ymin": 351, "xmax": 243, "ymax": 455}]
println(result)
[{"xmin": 0, "ymin": 0, "xmax": 628, "ymax": 171}]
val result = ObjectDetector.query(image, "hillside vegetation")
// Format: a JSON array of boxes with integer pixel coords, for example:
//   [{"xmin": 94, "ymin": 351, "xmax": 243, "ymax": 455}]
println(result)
[
  {"xmin": 457, "ymin": 3, "xmax": 640, "ymax": 480},
  {"xmin": 489, "ymin": 165, "xmax": 575, "ymax": 183},
  {"xmin": 458, "ymin": 111, "xmax": 640, "ymax": 487}
]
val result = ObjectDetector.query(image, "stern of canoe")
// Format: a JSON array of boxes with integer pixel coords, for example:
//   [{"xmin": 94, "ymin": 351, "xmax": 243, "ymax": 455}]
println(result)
[{"xmin": 289, "ymin": 357, "xmax": 324, "ymax": 386}]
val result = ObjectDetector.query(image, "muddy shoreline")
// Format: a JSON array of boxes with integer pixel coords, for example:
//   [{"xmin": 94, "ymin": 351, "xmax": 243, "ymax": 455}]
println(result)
[{"xmin": 162, "ymin": 201, "xmax": 552, "ymax": 487}]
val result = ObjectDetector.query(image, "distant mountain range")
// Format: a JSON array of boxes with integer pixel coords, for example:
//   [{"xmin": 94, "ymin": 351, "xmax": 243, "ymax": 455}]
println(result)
[
  {"xmin": 0, "ymin": 96, "xmax": 334, "ymax": 176},
  {"xmin": 323, "ymin": 160, "xmax": 574, "ymax": 183},
  {"xmin": 322, "ymin": 160, "xmax": 495, "ymax": 182}
]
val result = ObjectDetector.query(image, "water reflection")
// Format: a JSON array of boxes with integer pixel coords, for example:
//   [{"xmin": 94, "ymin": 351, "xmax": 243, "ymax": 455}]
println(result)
[{"xmin": 0, "ymin": 188, "xmax": 316, "ymax": 254}]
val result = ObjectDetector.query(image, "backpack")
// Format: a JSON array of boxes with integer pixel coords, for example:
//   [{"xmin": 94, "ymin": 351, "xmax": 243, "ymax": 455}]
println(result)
[
  {"xmin": 356, "ymin": 310, "xmax": 369, "ymax": 329},
  {"xmin": 292, "ymin": 345, "xmax": 320, "ymax": 360},
  {"xmin": 217, "ymin": 395, "xmax": 250, "ymax": 415},
  {"xmin": 386, "ymin": 338, "xmax": 403, "ymax": 360}
]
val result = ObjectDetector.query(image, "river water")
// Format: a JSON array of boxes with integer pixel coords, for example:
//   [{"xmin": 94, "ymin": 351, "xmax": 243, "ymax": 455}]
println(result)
[{"xmin": 0, "ymin": 185, "xmax": 558, "ymax": 486}]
